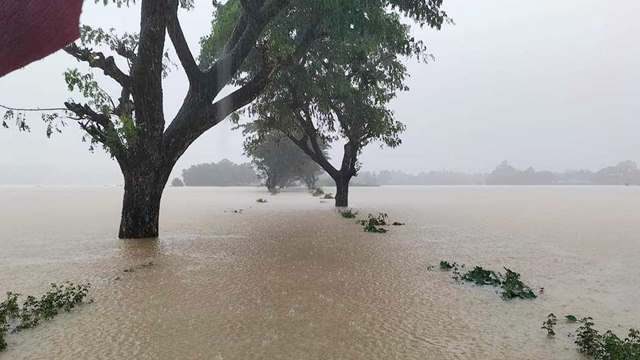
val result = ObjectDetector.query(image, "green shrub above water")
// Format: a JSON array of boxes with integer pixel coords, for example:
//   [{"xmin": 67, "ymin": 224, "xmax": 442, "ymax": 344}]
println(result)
[
  {"xmin": 339, "ymin": 209, "xmax": 358, "ymax": 219},
  {"xmin": 438, "ymin": 261, "xmax": 537, "ymax": 300},
  {"xmin": 462, "ymin": 266, "xmax": 502, "ymax": 286},
  {"xmin": 0, "ymin": 282, "xmax": 91, "ymax": 352},
  {"xmin": 500, "ymin": 268, "xmax": 537, "ymax": 300},
  {"xmin": 543, "ymin": 315, "xmax": 640, "ymax": 359},
  {"xmin": 358, "ymin": 213, "xmax": 389, "ymax": 233}
]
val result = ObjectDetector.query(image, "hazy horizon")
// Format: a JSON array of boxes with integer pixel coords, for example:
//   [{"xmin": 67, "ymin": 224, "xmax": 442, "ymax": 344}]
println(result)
[{"xmin": 1, "ymin": 0, "xmax": 638, "ymax": 185}]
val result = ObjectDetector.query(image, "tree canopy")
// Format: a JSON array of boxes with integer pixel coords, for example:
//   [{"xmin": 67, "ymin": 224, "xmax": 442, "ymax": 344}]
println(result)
[{"xmin": 200, "ymin": 0, "xmax": 448, "ymax": 206}]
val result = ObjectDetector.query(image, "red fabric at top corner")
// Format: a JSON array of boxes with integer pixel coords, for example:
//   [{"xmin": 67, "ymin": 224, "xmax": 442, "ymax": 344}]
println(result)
[{"xmin": 0, "ymin": 0, "xmax": 84, "ymax": 77}]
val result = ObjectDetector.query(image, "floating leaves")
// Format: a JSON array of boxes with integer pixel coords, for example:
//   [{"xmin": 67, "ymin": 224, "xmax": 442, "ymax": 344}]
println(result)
[
  {"xmin": 0, "ymin": 282, "xmax": 91, "ymax": 352},
  {"xmin": 438, "ymin": 261, "xmax": 537, "ymax": 300}
]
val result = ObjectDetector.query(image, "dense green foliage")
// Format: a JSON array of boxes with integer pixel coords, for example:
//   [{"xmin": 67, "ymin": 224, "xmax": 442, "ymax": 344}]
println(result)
[
  {"xmin": 500, "ymin": 267, "xmax": 537, "ymax": 299},
  {"xmin": 0, "ymin": 282, "xmax": 91, "ymax": 352},
  {"xmin": 439, "ymin": 261, "xmax": 537, "ymax": 301},
  {"xmin": 575, "ymin": 318, "xmax": 640, "ymax": 359},
  {"xmin": 200, "ymin": 0, "xmax": 448, "ymax": 207},
  {"xmin": 543, "ymin": 315, "xmax": 640, "ymax": 359},
  {"xmin": 358, "ymin": 213, "xmax": 389, "ymax": 233}
]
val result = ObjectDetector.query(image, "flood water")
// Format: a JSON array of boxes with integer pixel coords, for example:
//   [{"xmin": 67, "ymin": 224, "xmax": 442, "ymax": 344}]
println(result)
[{"xmin": 1, "ymin": 186, "xmax": 639, "ymax": 359}]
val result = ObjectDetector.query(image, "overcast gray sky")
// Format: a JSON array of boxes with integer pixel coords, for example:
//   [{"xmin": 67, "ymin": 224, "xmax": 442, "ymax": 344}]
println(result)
[{"xmin": 0, "ymin": 0, "xmax": 638, "ymax": 185}]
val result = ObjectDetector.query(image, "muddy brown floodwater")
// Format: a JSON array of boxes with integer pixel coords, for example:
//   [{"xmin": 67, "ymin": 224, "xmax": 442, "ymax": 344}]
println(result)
[{"xmin": 1, "ymin": 186, "xmax": 639, "ymax": 359}]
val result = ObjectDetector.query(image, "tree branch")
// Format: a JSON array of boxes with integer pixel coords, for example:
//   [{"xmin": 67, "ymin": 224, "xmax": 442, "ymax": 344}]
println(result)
[
  {"xmin": 64, "ymin": 101, "xmax": 115, "ymax": 131},
  {"xmin": 203, "ymin": 0, "xmax": 290, "ymax": 97},
  {"xmin": 166, "ymin": 0, "xmax": 200, "ymax": 82},
  {"xmin": 64, "ymin": 44, "xmax": 131, "ymax": 89},
  {"xmin": 163, "ymin": 64, "xmax": 274, "ymax": 166}
]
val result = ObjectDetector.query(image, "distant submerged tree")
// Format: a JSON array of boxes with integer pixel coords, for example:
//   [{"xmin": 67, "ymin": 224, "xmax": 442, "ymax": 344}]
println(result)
[
  {"xmin": 181, "ymin": 159, "xmax": 258, "ymax": 186},
  {"xmin": 170, "ymin": 178, "xmax": 184, "ymax": 187},
  {"xmin": 244, "ymin": 129, "xmax": 324, "ymax": 192},
  {"xmin": 202, "ymin": 0, "xmax": 448, "ymax": 207}
]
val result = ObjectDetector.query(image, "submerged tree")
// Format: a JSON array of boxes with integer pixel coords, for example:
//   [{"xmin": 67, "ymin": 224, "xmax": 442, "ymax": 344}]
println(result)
[
  {"xmin": 243, "ymin": 128, "xmax": 324, "ymax": 192},
  {"xmin": 181, "ymin": 159, "xmax": 257, "ymax": 186},
  {"xmin": 202, "ymin": 0, "xmax": 448, "ymax": 206},
  {"xmin": 1, "ymin": 0, "xmax": 320, "ymax": 238}
]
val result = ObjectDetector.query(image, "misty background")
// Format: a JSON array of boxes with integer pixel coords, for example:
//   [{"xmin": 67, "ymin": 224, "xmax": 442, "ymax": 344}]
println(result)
[{"xmin": 0, "ymin": 0, "xmax": 638, "ymax": 185}]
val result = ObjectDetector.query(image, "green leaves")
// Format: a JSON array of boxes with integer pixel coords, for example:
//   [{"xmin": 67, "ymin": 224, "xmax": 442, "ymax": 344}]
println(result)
[
  {"xmin": 437, "ymin": 261, "xmax": 537, "ymax": 301},
  {"xmin": 462, "ymin": 266, "xmax": 502, "ymax": 286},
  {"xmin": 566, "ymin": 314, "xmax": 578, "ymax": 322},
  {"xmin": 358, "ymin": 213, "xmax": 389, "ymax": 233},
  {"xmin": 339, "ymin": 209, "xmax": 358, "ymax": 218},
  {"xmin": 0, "ymin": 283, "xmax": 91, "ymax": 352},
  {"xmin": 542, "ymin": 315, "xmax": 640, "ymax": 359},
  {"xmin": 501, "ymin": 267, "xmax": 537, "ymax": 300},
  {"xmin": 542, "ymin": 313, "xmax": 558, "ymax": 336},
  {"xmin": 200, "ymin": 0, "xmax": 447, "ymax": 180}
]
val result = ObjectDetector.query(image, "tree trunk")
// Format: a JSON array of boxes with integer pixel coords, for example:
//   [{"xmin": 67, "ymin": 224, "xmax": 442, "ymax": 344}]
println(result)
[
  {"xmin": 335, "ymin": 176, "xmax": 351, "ymax": 207},
  {"xmin": 118, "ymin": 168, "xmax": 167, "ymax": 239}
]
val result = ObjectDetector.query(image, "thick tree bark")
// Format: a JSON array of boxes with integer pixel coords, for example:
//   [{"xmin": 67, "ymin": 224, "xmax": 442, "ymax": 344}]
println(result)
[
  {"xmin": 118, "ymin": 167, "xmax": 169, "ymax": 239},
  {"xmin": 334, "ymin": 175, "xmax": 351, "ymax": 207}
]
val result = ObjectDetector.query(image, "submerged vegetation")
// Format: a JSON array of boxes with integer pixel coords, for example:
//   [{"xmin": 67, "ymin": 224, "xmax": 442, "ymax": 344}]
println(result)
[
  {"xmin": 439, "ymin": 261, "xmax": 537, "ymax": 300},
  {"xmin": 358, "ymin": 213, "xmax": 389, "ymax": 233},
  {"xmin": 500, "ymin": 268, "xmax": 537, "ymax": 300},
  {"xmin": 339, "ymin": 209, "xmax": 358, "ymax": 219},
  {"xmin": 542, "ymin": 315, "xmax": 640, "ymax": 359},
  {"xmin": 0, "ymin": 282, "xmax": 91, "ymax": 351},
  {"xmin": 542, "ymin": 313, "xmax": 558, "ymax": 336},
  {"xmin": 311, "ymin": 188, "xmax": 325, "ymax": 197}
]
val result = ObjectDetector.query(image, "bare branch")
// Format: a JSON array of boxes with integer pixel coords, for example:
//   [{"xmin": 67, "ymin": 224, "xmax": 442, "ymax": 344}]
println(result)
[
  {"xmin": 0, "ymin": 104, "xmax": 68, "ymax": 112},
  {"xmin": 166, "ymin": 0, "xmax": 200, "ymax": 82}
]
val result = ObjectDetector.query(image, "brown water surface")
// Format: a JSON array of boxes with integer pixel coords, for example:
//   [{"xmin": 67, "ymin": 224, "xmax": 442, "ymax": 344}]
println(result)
[{"xmin": 1, "ymin": 186, "xmax": 639, "ymax": 359}]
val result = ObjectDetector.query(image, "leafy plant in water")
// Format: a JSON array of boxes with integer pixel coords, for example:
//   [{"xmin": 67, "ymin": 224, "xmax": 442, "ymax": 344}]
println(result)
[
  {"xmin": 500, "ymin": 267, "xmax": 536, "ymax": 300},
  {"xmin": 573, "ymin": 317, "xmax": 640, "ymax": 359},
  {"xmin": 0, "ymin": 282, "xmax": 91, "ymax": 352},
  {"xmin": 439, "ymin": 261, "xmax": 456, "ymax": 270},
  {"xmin": 576, "ymin": 317, "xmax": 604, "ymax": 357},
  {"xmin": 541, "ymin": 314, "xmax": 640, "ymax": 359},
  {"xmin": 462, "ymin": 266, "xmax": 502, "ymax": 286},
  {"xmin": 565, "ymin": 314, "xmax": 578, "ymax": 323},
  {"xmin": 339, "ymin": 209, "xmax": 358, "ymax": 219},
  {"xmin": 542, "ymin": 313, "xmax": 558, "ymax": 336},
  {"xmin": 358, "ymin": 213, "xmax": 389, "ymax": 233},
  {"xmin": 358, "ymin": 213, "xmax": 388, "ymax": 226},
  {"xmin": 437, "ymin": 261, "xmax": 536, "ymax": 301},
  {"xmin": 311, "ymin": 188, "xmax": 324, "ymax": 197}
]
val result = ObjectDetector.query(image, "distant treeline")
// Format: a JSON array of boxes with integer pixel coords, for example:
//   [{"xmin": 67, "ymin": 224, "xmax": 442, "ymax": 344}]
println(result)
[
  {"xmin": 174, "ymin": 160, "xmax": 640, "ymax": 187},
  {"xmin": 178, "ymin": 159, "xmax": 258, "ymax": 186},
  {"xmin": 322, "ymin": 160, "xmax": 640, "ymax": 186}
]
